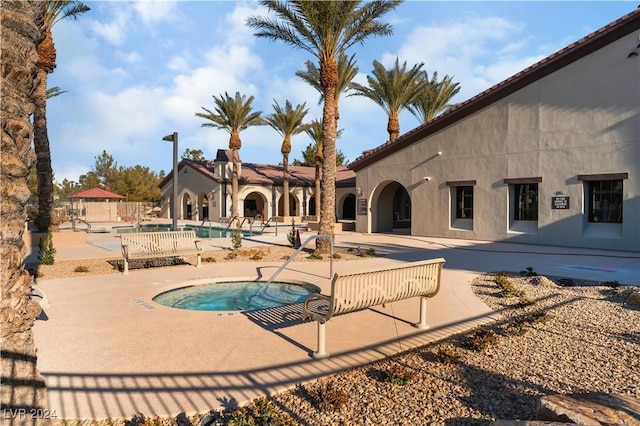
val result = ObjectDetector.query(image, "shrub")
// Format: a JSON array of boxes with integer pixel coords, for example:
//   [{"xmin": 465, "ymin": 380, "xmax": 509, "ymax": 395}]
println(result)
[
  {"xmin": 384, "ymin": 363, "xmax": 417, "ymax": 385},
  {"xmin": 602, "ymin": 280, "xmax": 620, "ymax": 288},
  {"xmin": 225, "ymin": 251, "xmax": 238, "ymax": 260},
  {"xmin": 433, "ymin": 346, "xmax": 461, "ymax": 365},
  {"xmin": 229, "ymin": 397, "xmax": 295, "ymax": 426},
  {"xmin": 306, "ymin": 380, "xmax": 349, "ymax": 412},
  {"xmin": 231, "ymin": 225, "xmax": 242, "ymax": 251},
  {"xmin": 203, "ymin": 256, "xmax": 217, "ymax": 263},
  {"xmin": 74, "ymin": 265, "xmax": 90, "ymax": 273},
  {"xmin": 494, "ymin": 273, "xmax": 523, "ymax": 298},
  {"xmin": 308, "ymin": 251, "xmax": 323, "ymax": 260},
  {"xmin": 286, "ymin": 220, "xmax": 296, "ymax": 247},
  {"xmin": 520, "ymin": 266, "xmax": 538, "ymax": 277},
  {"xmin": 464, "ymin": 329, "xmax": 499, "ymax": 352},
  {"xmin": 332, "ymin": 252, "xmax": 342, "ymax": 259},
  {"xmin": 38, "ymin": 228, "xmax": 56, "ymax": 265}
]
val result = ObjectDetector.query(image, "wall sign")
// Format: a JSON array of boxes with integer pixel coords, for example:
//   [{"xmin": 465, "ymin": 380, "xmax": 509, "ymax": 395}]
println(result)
[
  {"xmin": 357, "ymin": 198, "xmax": 368, "ymax": 215},
  {"xmin": 551, "ymin": 196, "xmax": 570, "ymax": 209}
]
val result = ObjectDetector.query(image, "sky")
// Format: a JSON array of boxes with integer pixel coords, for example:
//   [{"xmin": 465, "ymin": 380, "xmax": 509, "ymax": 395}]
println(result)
[{"xmin": 47, "ymin": 1, "xmax": 636, "ymax": 184}]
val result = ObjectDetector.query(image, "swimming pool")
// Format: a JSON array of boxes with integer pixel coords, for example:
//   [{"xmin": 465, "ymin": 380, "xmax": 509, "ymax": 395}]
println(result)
[
  {"xmin": 153, "ymin": 280, "xmax": 320, "ymax": 311},
  {"xmin": 115, "ymin": 224, "xmax": 261, "ymax": 238}
]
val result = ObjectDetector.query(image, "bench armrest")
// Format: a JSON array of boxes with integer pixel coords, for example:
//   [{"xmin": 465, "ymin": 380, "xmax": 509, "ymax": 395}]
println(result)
[
  {"xmin": 194, "ymin": 239, "xmax": 203, "ymax": 252},
  {"xmin": 302, "ymin": 293, "xmax": 334, "ymax": 323},
  {"xmin": 121, "ymin": 243, "xmax": 129, "ymax": 260}
]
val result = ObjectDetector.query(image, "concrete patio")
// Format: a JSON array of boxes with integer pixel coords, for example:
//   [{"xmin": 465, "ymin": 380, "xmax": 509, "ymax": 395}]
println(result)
[{"xmin": 30, "ymin": 227, "xmax": 640, "ymax": 420}]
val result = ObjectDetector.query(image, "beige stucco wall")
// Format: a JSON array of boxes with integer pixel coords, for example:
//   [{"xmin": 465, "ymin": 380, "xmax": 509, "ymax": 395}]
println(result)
[
  {"xmin": 160, "ymin": 163, "xmax": 355, "ymax": 224},
  {"xmin": 355, "ymin": 31, "xmax": 639, "ymax": 252}
]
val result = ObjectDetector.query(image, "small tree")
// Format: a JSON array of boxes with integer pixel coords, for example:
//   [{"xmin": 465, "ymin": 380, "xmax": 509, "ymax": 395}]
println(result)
[
  {"xmin": 231, "ymin": 225, "xmax": 243, "ymax": 251},
  {"xmin": 38, "ymin": 227, "xmax": 56, "ymax": 265}
]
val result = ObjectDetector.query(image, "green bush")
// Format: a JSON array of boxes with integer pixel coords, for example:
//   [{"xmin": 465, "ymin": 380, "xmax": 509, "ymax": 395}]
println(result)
[
  {"xmin": 231, "ymin": 225, "xmax": 242, "ymax": 251},
  {"xmin": 38, "ymin": 228, "xmax": 56, "ymax": 265},
  {"xmin": 286, "ymin": 219, "xmax": 296, "ymax": 247}
]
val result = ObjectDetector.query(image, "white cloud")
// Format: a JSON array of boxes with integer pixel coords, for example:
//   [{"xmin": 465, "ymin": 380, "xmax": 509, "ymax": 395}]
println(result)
[{"xmin": 133, "ymin": 0, "xmax": 179, "ymax": 28}]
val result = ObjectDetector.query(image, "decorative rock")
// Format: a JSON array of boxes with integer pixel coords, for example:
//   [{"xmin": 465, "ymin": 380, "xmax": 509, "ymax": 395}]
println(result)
[
  {"xmin": 536, "ymin": 393, "xmax": 640, "ymax": 425},
  {"xmin": 627, "ymin": 291, "xmax": 640, "ymax": 307}
]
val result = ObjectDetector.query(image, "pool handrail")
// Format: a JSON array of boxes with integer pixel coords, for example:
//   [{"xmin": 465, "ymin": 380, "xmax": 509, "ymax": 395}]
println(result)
[{"xmin": 265, "ymin": 234, "xmax": 333, "ymax": 285}]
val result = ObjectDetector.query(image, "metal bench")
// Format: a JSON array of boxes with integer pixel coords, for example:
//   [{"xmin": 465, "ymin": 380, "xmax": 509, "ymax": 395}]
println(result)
[
  {"xmin": 302, "ymin": 257, "xmax": 445, "ymax": 359},
  {"xmin": 120, "ymin": 230, "xmax": 203, "ymax": 274}
]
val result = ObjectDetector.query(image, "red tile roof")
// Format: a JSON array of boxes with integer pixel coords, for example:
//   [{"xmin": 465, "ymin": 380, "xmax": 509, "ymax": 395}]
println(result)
[
  {"xmin": 349, "ymin": 8, "xmax": 640, "ymax": 171},
  {"xmin": 159, "ymin": 156, "xmax": 355, "ymax": 188},
  {"xmin": 71, "ymin": 187, "xmax": 126, "ymax": 199}
]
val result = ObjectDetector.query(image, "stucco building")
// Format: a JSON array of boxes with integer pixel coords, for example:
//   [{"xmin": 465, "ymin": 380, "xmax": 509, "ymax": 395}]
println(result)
[
  {"xmin": 349, "ymin": 10, "xmax": 639, "ymax": 252},
  {"xmin": 159, "ymin": 149, "xmax": 356, "ymax": 225}
]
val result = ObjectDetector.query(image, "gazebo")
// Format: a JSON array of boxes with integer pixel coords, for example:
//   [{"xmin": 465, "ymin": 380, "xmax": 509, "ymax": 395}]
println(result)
[{"xmin": 70, "ymin": 187, "xmax": 126, "ymax": 201}]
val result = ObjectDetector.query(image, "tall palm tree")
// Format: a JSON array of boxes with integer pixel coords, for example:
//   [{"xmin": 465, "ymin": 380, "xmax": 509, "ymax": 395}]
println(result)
[
  {"xmin": 1, "ymin": 0, "xmax": 47, "ymax": 411},
  {"xmin": 349, "ymin": 57, "xmax": 426, "ymax": 143},
  {"xmin": 247, "ymin": 0, "xmax": 400, "ymax": 253},
  {"xmin": 196, "ymin": 91, "xmax": 264, "ymax": 219},
  {"xmin": 264, "ymin": 100, "xmax": 310, "ymax": 218},
  {"xmin": 295, "ymin": 52, "xmax": 358, "ymax": 128},
  {"xmin": 305, "ymin": 120, "xmax": 324, "ymax": 220},
  {"xmin": 411, "ymin": 71, "xmax": 461, "ymax": 123},
  {"xmin": 33, "ymin": 1, "xmax": 90, "ymax": 232}
]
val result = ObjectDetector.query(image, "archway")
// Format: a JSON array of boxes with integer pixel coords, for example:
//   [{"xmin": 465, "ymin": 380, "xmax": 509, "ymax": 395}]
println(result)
[
  {"xmin": 340, "ymin": 193, "xmax": 356, "ymax": 220},
  {"xmin": 371, "ymin": 181, "xmax": 411, "ymax": 233},
  {"xmin": 243, "ymin": 191, "xmax": 268, "ymax": 221},
  {"xmin": 277, "ymin": 194, "xmax": 298, "ymax": 217},
  {"xmin": 182, "ymin": 193, "xmax": 192, "ymax": 220},
  {"xmin": 199, "ymin": 192, "xmax": 209, "ymax": 221}
]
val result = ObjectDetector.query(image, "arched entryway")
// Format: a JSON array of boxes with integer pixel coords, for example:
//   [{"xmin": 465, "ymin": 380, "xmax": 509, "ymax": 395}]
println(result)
[
  {"xmin": 371, "ymin": 181, "xmax": 411, "ymax": 233},
  {"xmin": 182, "ymin": 193, "xmax": 192, "ymax": 220},
  {"xmin": 340, "ymin": 193, "xmax": 356, "ymax": 220},
  {"xmin": 243, "ymin": 191, "xmax": 268, "ymax": 221},
  {"xmin": 277, "ymin": 194, "xmax": 298, "ymax": 217},
  {"xmin": 198, "ymin": 192, "xmax": 209, "ymax": 220}
]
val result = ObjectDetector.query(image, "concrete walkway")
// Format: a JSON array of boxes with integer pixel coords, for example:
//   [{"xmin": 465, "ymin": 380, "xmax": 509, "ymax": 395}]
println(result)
[{"xmin": 31, "ymin": 227, "xmax": 639, "ymax": 420}]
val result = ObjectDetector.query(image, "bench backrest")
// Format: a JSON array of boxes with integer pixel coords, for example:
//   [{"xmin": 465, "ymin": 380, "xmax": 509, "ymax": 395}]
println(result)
[
  {"xmin": 120, "ymin": 231, "xmax": 200, "ymax": 257},
  {"xmin": 329, "ymin": 258, "xmax": 445, "ymax": 315}
]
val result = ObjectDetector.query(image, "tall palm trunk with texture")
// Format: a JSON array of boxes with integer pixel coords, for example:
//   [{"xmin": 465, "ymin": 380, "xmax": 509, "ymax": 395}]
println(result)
[
  {"xmin": 282, "ymin": 135, "xmax": 291, "ymax": 217},
  {"xmin": 230, "ymin": 131, "xmax": 241, "ymax": 219},
  {"xmin": 318, "ymin": 57, "xmax": 338, "ymax": 252},
  {"xmin": 33, "ymin": 30, "xmax": 54, "ymax": 231},
  {"xmin": 1, "ymin": 0, "xmax": 47, "ymax": 415}
]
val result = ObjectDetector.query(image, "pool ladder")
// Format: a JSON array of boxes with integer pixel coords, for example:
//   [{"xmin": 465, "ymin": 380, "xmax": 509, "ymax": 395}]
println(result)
[{"xmin": 265, "ymin": 234, "xmax": 333, "ymax": 285}]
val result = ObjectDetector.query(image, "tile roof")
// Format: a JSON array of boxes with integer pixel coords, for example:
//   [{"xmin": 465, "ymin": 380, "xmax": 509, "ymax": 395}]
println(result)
[
  {"xmin": 348, "ymin": 8, "xmax": 640, "ymax": 171},
  {"xmin": 160, "ymin": 155, "xmax": 355, "ymax": 188},
  {"xmin": 71, "ymin": 187, "xmax": 126, "ymax": 199}
]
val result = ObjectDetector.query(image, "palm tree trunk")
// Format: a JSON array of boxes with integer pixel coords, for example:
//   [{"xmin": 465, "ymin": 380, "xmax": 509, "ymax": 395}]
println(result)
[
  {"xmin": 318, "ymin": 84, "xmax": 338, "ymax": 252},
  {"xmin": 314, "ymin": 160, "xmax": 321, "ymax": 220},
  {"xmin": 1, "ymin": 0, "xmax": 47, "ymax": 416},
  {"xmin": 33, "ymin": 66, "xmax": 54, "ymax": 231},
  {"xmin": 283, "ymin": 153, "xmax": 289, "ymax": 217},
  {"xmin": 231, "ymin": 148, "xmax": 239, "ymax": 218}
]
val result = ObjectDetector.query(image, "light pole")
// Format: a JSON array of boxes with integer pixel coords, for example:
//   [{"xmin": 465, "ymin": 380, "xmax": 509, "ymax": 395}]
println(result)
[
  {"xmin": 163, "ymin": 132, "xmax": 179, "ymax": 231},
  {"xmin": 70, "ymin": 181, "xmax": 76, "ymax": 230}
]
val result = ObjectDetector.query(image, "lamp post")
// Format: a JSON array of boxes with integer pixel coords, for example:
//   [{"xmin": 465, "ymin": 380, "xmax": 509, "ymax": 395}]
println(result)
[
  {"xmin": 70, "ymin": 181, "xmax": 76, "ymax": 230},
  {"xmin": 163, "ymin": 132, "xmax": 179, "ymax": 231}
]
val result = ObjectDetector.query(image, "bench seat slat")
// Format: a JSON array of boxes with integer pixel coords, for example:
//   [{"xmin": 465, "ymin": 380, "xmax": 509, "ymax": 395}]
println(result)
[{"xmin": 120, "ymin": 230, "xmax": 203, "ymax": 273}]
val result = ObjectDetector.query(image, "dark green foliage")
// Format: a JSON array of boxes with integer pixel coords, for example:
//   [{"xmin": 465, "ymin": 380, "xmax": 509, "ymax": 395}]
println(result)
[
  {"xmin": 287, "ymin": 220, "xmax": 296, "ymax": 247},
  {"xmin": 231, "ymin": 225, "xmax": 242, "ymax": 251},
  {"xmin": 38, "ymin": 228, "xmax": 56, "ymax": 265}
]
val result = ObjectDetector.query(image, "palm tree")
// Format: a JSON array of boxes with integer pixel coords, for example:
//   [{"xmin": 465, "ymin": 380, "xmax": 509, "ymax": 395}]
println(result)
[
  {"xmin": 196, "ymin": 91, "xmax": 264, "ymax": 219},
  {"xmin": 305, "ymin": 120, "xmax": 324, "ymax": 220},
  {"xmin": 264, "ymin": 100, "xmax": 310, "ymax": 218},
  {"xmin": 33, "ymin": 1, "xmax": 90, "ymax": 232},
  {"xmin": 411, "ymin": 71, "xmax": 461, "ymax": 123},
  {"xmin": 247, "ymin": 0, "xmax": 400, "ymax": 253},
  {"xmin": 1, "ymin": 0, "xmax": 47, "ymax": 411},
  {"xmin": 349, "ymin": 57, "xmax": 426, "ymax": 143},
  {"xmin": 295, "ymin": 52, "xmax": 358, "ymax": 128}
]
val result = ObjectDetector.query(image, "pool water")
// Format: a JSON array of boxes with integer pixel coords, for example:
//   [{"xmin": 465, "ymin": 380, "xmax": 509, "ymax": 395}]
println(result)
[
  {"xmin": 115, "ymin": 224, "xmax": 260, "ymax": 238},
  {"xmin": 153, "ymin": 281, "xmax": 319, "ymax": 311}
]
